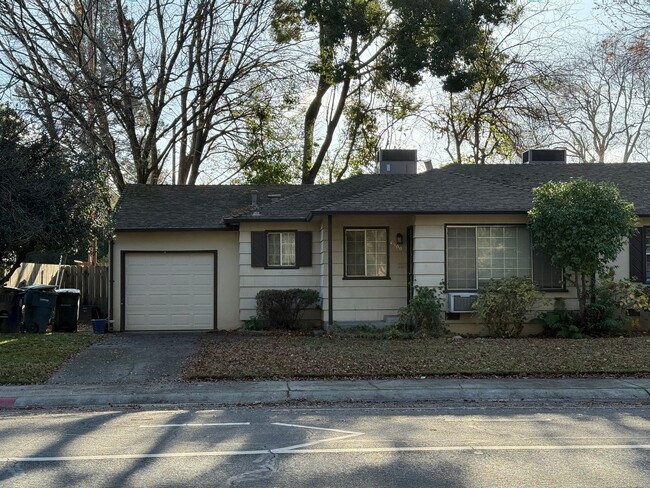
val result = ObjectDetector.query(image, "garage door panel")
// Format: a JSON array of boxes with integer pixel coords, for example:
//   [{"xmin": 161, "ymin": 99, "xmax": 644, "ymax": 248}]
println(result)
[{"xmin": 124, "ymin": 252, "xmax": 215, "ymax": 331}]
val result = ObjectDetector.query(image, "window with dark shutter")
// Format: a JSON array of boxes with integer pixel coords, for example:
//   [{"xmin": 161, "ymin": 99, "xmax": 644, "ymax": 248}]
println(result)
[
  {"xmin": 267, "ymin": 231, "xmax": 296, "ymax": 266},
  {"xmin": 251, "ymin": 230, "xmax": 312, "ymax": 268},
  {"xmin": 629, "ymin": 228, "xmax": 647, "ymax": 283}
]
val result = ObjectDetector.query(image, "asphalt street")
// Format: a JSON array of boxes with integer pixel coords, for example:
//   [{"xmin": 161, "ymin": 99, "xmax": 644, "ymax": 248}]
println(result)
[{"xmin": 1, "ymin": 403, "xmax": 649, "ymax": 487}]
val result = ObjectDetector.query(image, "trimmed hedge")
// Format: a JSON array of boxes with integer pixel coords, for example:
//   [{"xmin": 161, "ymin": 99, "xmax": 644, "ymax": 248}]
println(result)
[{"xmin": 255, "ymin": 289, "xmax": 320, "ymax": 330}]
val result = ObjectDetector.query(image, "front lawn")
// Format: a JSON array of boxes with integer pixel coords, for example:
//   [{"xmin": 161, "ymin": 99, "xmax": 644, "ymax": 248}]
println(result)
[
  {"xmin": 184, "ymin": 333, "xmax": 650, "ymax": 381},
  {"xmin": 0, "ymin": 333, "xmax": 104, "ymax": 384}
]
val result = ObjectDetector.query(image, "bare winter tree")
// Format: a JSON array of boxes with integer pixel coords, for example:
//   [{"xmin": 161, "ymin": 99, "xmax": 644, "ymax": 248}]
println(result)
[
  {"xmin": 0, "ymin": 0, "xmax": 286, "ymax": 190},
  {"xmin": 600, "ymin": 0, "xmax": 650, "ymax": 36},
  {"xmin": 544, "ymin": 36, "xmax": 650, "ymax": 163},
  {"xmin": 421, "ymin": 1, "xmax": 567, "ymax": 165}
]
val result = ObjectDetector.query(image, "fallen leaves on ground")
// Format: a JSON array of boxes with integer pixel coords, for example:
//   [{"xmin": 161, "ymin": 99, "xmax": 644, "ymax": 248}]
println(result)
[{"xmin": 183, "ymin": 334, "xmax": 650, "ymax": 381}]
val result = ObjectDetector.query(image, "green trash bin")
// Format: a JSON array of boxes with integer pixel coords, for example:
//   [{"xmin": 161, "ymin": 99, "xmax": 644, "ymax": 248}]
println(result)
[
  {"xmin": 0, "ymin": 287, "xmax": 25, "ymax": 333},
  {"xmin": 22, "ymin": 285, "xmax": 57, "ymax": 333},
  {"xmin": 53, "ymin": 289, "xmax": 81, "ymax": 332},
  {"xmin": 0, "ymin": 288, "xmax": 12, "ymax": 333}
]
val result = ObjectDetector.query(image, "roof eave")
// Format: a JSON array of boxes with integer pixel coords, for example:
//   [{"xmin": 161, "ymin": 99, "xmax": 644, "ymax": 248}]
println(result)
[
  {"xmin": 311, "ymin": 209, "xmax": 531, "ymax": 215},
  {"xmin": 224, "ymin": 216, "xmax": 312, "ymax": 223},
  {"xmin": 114, "ymin": 226, "xmax": 238, "ymax": 233}
]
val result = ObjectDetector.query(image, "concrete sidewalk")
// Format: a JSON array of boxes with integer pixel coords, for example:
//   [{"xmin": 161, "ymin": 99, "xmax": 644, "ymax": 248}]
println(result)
[{"xmin": 1, "ymin": 377, "xmax": 649, "ymax": 409}]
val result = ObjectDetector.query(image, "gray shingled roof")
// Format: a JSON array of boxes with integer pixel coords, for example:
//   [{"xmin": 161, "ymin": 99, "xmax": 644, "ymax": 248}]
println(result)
[
  {"xmin": 114, "ymin": 163, "xmax": 650, "ymax": 231},
  {"xmin": 311, "ymin": 163, "xmax": 650, "ymax": 216},
  {"xmin": 226, "ymin": 174, "xmax": 416, "ymax": 222},
  {"xmin": 114, "ymin": 184, "xmax": 306, "ymax": 231}
]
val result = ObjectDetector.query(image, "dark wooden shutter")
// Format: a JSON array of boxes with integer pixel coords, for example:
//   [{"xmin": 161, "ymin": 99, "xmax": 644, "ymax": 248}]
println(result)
[
  {"xmin": 251, "ymin": 231, "xmax": 266, "ymax": 267},
  {"xmin": 629, "ymin": 228, "xmax": 646, "ymax": 283},
  {"xmin": 296, "ymin": 231, "xmax": 313, "ymax": 267},
  {"xmin": 533, "ymin": 250, "xmax": 563, "ymax": 290}
]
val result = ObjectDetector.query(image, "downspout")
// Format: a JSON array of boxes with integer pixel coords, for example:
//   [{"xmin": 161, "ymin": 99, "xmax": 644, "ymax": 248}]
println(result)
[
  {"xmin": 108, "ymin": 239, "xmax": 114, "ymax": 331},
  {"xmin": 328, "ymin": 214, "xmax": 333, "ymax": 328}
]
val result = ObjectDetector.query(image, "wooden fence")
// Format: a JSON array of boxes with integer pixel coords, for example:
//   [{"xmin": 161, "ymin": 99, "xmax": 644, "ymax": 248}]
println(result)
[{"xmin": 7, "ymin": 263, "xmax": 109, "ymax": 317}]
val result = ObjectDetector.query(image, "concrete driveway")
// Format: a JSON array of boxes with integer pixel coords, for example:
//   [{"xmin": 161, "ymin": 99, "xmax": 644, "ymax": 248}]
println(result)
[{"xmin": 47, "ymin": 333, "xmax": 207, "ymax": 386}]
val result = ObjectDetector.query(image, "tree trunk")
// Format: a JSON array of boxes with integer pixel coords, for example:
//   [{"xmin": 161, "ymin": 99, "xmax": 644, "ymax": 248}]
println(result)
[{"xmin": 301, "ymin": 76, "xmax": 331, "ymax": 183}]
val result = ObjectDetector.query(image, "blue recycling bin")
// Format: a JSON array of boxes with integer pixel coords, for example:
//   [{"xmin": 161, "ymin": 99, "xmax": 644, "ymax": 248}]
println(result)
[
  {"xmin": 22, "ymin": 285, "xmax": 57, "ymax": 333},
  {"xmin": 0, "ymin": 287, "xmax": 25, "ymax": 333}
]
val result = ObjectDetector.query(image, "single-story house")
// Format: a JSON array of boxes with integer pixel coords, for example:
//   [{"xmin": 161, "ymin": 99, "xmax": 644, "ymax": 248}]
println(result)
[{"xmin": 110, "ymin": 152, "xmax": 650, "ymax": 333}]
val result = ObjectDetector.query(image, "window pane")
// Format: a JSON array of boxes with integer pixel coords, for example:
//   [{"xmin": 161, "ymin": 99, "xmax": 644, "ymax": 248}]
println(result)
[
  {"xmin": 447, "ymin": 227, "xmax": 477, "ymax": 289},
  {"xmin": 346, "ymin": 230, "xmax": 365, "ymax": 276},
  {"xmin": 476, "ymin": 226, "xmax": 531, "ymax": 288},
  {"xmin": 281, "ymin": 232, "xmax": 296, "ymax": 266},
  {"xmin": 345, "ymin": 229, "xmax": 387, "ymax": 277},
  {"xmin": 267, "ymin": 233, "xmax": 280, "ymax": 266},
  {"xmin": 366, "ymin": 229, "xmax": 387, "ymax": 277}
]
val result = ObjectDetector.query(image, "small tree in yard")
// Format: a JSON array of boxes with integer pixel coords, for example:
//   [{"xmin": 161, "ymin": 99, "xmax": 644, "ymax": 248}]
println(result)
[
  {"xmin": 528, "ymin": 178, "xmax": 638, "ymax": 328},
  {"xmin": 0, "ymin": 105, "xmax": 110, "ymax": 285}
]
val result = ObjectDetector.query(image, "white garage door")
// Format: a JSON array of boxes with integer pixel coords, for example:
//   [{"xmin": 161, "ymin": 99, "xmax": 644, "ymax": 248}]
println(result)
[{"xmin": 124, "ymin": 252, "xmax": 215, "ymax": 331}]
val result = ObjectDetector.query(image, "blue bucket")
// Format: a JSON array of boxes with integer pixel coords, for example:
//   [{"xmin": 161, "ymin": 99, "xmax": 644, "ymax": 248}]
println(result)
[{"xmin": 91, "ymin": 319, "xmax": 107, "ymax": 334}]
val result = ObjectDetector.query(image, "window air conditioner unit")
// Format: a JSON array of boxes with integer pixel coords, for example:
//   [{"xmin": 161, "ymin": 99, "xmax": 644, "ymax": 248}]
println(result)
[{"xmin": 448, "ymin": 293, "xmax": 479, "ymax": 313}]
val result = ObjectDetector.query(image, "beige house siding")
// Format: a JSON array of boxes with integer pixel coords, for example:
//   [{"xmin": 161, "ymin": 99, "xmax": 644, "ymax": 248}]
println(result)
[
  {"xmin": 412, "ymin": 214, "xmax": 527, "ymax": 289},
  {"xmin": 238, "ymin": 222, "xmax": 322, "ymax": 322},
  {"xmin": 240, "ymin": 215, "xmax": 413, "ymax": 325},
  {"xmin": 326, "ymin": 215, "xmax": 413, "ymax": 323},
  {"xmin": 411, "ymin": 214, "xmax": 647, "ymax": 335},
  {"xmin": 111, "ymin": 231, "xmax": 240, "ymax": 331}
]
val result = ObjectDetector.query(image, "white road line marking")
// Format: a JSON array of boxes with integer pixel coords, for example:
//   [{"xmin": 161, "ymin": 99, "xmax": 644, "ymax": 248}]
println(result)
[
  {"xmin": 271, "ymin": 422, "xmax": 363, "ymax": 435},
  {"xmin": 138, "ymin": 422, "xmax": 250, "ymax": 428},
  {"xmin": 4, "ymin": 444, "xmax": 650, "ymax": 463},
  {"xmin": 273, "ymin": 444, "xmax": 650, "ymax": 454},
  {"xmin": 441, "ymin": 419, "xmax": 554, "ymax": 422},
  {"xmin": 2, "ymin": 450, "xmax": 270, "ymax": 463},
  {"xmin": 274, "ymin": 433, "xmax": 365, "ymax": 453}
]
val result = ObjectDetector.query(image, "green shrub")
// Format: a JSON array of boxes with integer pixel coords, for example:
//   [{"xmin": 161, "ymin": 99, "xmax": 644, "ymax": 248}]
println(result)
[
  {"xmin": 396, "ymin": 285, "xmax": 446, "ymax": 337},
  {"xmin": 581, "ymin": 278, "xmax": 626, "ymax": 336},
  {"xmin": 536, "ymin": 299, "xmax": 583, "ymax": 338},
  {"xmin": 242, "ymin": 316, "xmax": 265, "ymax": 331},
  {"xmin": 584, "ymin": 302, "xmax": 622, "ymax": 335},
  {"xmin": 537, "ymin": 278, "xmax": 647, "ymax": 338},
  {"xmin": 473, "ymin": 276, "xmax": 542, "ymax": 338},
  {"xmin": 255, "ymin": 288, "xmax": 320, "ymax": 330},
  {"xmin": 603, "ymin": 277, "xmax": 650, "ymax": 315}
]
